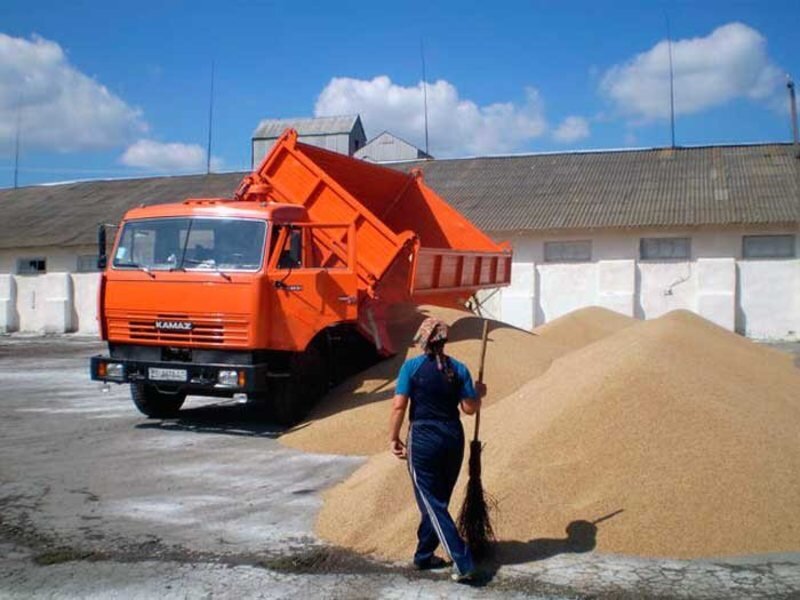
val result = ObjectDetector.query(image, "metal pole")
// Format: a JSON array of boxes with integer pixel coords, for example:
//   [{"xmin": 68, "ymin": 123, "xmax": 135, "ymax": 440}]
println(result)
[
  {"xmin": 206, "ymin": 60, "xmax": 215, "ymax": 174},
  {"xmin": 420, "ymin": 39, "xmax": 430, "ymax": 156},
  {"xmin": 13, "ymin": 105, "xmax": 21, "ymax": 189},
  {"xmin": 788, "ymin": 77, "xmax": 799, "ymax": 159},
  {"xmin": 666, "ymin": 14, "xmax": 676, "ymax": 149}
]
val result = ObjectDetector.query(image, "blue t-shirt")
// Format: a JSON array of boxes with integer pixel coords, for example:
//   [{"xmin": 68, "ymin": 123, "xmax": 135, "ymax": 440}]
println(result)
[{"xmin": 396, "ymin": 354, "xmax": 477, "ymax": 421}]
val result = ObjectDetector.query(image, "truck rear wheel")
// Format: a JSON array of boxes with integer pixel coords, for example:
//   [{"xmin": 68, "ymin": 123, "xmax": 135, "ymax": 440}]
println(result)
[{"xmin": 131, "ymin": 383, "xmax": 186, "ymax": 418}]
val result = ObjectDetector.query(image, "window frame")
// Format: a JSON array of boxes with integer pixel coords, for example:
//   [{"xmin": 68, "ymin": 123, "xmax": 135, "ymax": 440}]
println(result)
[
  {"xmin": 639, "ymin": 237, "xmax": 692, "ymax": 261},
  {"xmin": 111, "ymin": 216, "xmax": 268, "ymax": 272},
  {"xmin": 741, "ymin": 234, "xmax": 796, "ymax": 260},
  {"xmin": 543, "ymin": 240, "xmax": 592, "ymax": 263},
  {"xmin": 16, "ymin": 257, "xmax": 47, "ymax": 275},
  {"xmin": 77, "ymin": 254, "xmax": 100, "ymax": 273}
]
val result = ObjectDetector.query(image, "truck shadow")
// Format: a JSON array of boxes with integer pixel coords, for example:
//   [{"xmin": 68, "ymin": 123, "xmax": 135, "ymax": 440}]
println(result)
[
  {"xmin": 134, "ymin": 312, "xmax": 530, "ymax": 437},
  {"xmin": 135, "ymin": 402, "xmax": 284, "ymax": 438}
]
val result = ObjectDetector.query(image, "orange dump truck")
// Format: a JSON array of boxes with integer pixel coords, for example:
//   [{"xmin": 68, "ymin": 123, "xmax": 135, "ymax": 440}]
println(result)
[{"xmin": 90, "ymin": 130, "xmax": 511, "ymax": 424}]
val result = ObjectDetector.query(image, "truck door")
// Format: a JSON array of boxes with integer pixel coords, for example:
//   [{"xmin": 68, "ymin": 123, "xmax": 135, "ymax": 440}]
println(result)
[{"xmin": 266, "ymin": 223, "xmax": 358, "ymax": 352}]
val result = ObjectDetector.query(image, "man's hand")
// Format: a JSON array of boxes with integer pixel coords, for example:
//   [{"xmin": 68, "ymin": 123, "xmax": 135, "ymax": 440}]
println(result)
[
  {"xmin": 475, "ymin": 381, "xmax": 487, "ymax": 399},
  {"xmin": 390, "ymin": 438, "xmax": 407, "ymax": 460}
]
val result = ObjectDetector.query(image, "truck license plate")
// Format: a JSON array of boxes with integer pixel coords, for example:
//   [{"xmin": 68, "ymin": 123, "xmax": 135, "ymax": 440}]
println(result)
[{"xmin": 148, "ymin": 368, "xmax": 187, "ymax": 382}]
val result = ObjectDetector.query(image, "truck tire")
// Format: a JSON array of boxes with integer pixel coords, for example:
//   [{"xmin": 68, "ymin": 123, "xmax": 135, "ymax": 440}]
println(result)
[
  {"xmin": 269, "ymin": 341, "xmax": 328, "ymax": 427},
  {"xmin": 131, "ymin": 383, "xmax": 186, "ymax": 418}
]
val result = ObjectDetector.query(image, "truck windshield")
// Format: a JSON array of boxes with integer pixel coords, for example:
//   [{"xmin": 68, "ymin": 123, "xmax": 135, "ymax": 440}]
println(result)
[{"xmin": 113, "ymin": 217, "xmax": 267, "ymax": 272}]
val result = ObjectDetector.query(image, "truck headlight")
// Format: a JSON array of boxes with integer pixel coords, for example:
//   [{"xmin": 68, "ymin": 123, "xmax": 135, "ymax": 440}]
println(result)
[
  {"xmin": 106, "ymin": 363, "xmax": 124, "ymax": 379},
  {"xmin": 218, "ymin": 370, "xmax": 239, "ymax": 387}
]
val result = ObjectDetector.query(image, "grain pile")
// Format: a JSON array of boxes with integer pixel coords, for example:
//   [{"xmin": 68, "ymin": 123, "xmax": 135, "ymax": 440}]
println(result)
[
  {"xmin": 281, "ymin": 304, "xmax": 633, "ymax": 455},
  {"xmin": 314, "ymin": 310, "xmax": 800, "ymax": 560}
]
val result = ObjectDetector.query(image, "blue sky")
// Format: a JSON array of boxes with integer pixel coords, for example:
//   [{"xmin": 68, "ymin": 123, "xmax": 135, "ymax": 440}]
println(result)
[{"xmin": 1, "ymin": 0, "xmax": 798, "ymax": 187}]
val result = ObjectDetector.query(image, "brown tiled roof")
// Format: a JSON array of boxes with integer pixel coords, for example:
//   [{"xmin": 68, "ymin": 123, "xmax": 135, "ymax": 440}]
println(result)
[{"xmin": 1, "ymin": 144, "xmax": 797, "ymax": 250}]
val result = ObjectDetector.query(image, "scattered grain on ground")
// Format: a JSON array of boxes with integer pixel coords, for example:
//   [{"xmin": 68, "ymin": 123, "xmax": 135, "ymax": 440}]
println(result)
[{"xmin": 316, "ymin": 310, "xmax": 800, "ymax": 560}]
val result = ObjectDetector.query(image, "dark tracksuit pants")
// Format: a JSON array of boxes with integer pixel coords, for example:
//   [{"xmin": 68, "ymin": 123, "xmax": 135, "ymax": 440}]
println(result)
[{"xmin": 407, "ymin": 419, "xmax": 474, "ymax": 575}]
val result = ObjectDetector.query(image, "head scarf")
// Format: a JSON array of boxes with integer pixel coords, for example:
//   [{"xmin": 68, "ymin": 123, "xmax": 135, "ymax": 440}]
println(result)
[
  {"xmin": 413, "ymin": 318, "xmax": 456, "ymax": 381},
  {"xmin": 414, "ymin": 317, "xmax": 449, "ymax": 352}
]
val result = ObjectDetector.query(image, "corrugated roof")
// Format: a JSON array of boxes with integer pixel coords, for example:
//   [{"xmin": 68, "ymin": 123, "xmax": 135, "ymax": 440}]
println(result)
[
  {"xmin": 253, "ymin": 115, "xmax": 361, "ymax": 138},
  {"xmin": 0, "ymin": 144, "xmax": 797, "ymax": 250},
  {"xmin": 400, "ymin": 143, "xmax": 800, "ymax": 232},
  {"xmin": 0, "ymin": 173, "xmax": 243, "ymax": 250}
]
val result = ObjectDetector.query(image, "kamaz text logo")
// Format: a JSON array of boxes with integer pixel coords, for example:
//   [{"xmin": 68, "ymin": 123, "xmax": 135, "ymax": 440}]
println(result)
[{"xmin": 154, "ymin": 321, "xmax": 193, "ymax": 331}]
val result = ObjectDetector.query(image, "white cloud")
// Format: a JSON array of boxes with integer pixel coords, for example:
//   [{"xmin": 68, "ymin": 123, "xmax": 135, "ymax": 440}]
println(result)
[
  {"xmin": 553, "ymin": 116, "xmax": 590, "ymax": 143},
  {"xmin": 0, "ymin": 33, "xmax": 146, "ymax": 152},
  {"xmin": 600, "ymin": 22, "xmax": 783, "ymax": 121},
  {"xmin": 121, "ymin": 140, "xmax": 221, "ymax": 172},
  {"xmin": 314, "ymin": 75, "xmax": 547, "ymax": 156}
]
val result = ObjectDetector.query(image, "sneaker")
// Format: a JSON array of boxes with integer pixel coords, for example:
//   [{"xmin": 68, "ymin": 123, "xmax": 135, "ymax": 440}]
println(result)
[
  {"xmin": 413, "ymin": 556, "xmax": 448, "ymax": 570},
  {"xmin": 451, "ymin": 569, "xmax": 477, "ymax": 583}
]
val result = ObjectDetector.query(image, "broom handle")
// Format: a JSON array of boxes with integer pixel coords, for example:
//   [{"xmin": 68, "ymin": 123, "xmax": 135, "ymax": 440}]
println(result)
[{"xmin": 473, "ymin": 320, "xmax": 489, "ymax": 442}]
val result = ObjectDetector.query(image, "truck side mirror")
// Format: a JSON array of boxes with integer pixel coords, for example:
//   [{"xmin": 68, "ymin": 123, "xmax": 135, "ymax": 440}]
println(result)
[{"xmin": 97, "ymin": 224, "xmax": 108, "ymax": 270}]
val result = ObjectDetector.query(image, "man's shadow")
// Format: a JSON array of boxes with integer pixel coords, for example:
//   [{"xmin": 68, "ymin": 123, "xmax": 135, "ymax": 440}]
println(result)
[{"xmin": 470, "ymin": 509, "xmax": 624, "ymax": 585}]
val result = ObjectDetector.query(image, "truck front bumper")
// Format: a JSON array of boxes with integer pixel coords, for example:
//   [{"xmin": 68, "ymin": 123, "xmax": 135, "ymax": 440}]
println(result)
[{"xmin": 90, "ymin": 355, "xmax": 271, "ymax": 394}]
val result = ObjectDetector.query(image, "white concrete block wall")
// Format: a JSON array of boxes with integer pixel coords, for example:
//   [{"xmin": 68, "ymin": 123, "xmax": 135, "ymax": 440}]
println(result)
[
  {"xmin": 491, "ymin": 227, "xmax": 799, "ymax": 340},
  {"xmin": 596, "ymin": 260, "xmax": 635, "ymax": 317},
  {"xmin": 0, "ymin": 274, "xmax": 18, "ymax": 332},
  {"xmin": 538, "ymin": 263, "xmax": 598, "ymax": 322},
  {"xmin": 737, "ymin": 259, "xmax": 799, "ymax": 339},
  {"xmin": 72, "ymin": 273, "xmax": 100, "ymax": 335},
  {"xmin": 15, "ymin": 275, "xmax": 50, "ymax": 332},
  {"xmin": 696, "ymin": 258, "xmax": 736, "ymax": 331},
  {"xmin": 43, "ymin": 272, "xmax": 74, "ymax": 333},
  {"xmin": 498, "ymin": 260, "xmax": 536, "ymax": 330},
  {"xmin": 0, "ymin": 229, "xmax": 797, "ymax": 340},
  {"xmin": 638, "ymin": 261, "xmax": 697, "ymax": 319}
]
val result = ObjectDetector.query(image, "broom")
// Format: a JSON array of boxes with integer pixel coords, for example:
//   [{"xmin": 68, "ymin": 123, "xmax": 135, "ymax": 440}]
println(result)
[{"xmin": 456, "ymin": 319, "xmax": 495, "ymax": 558}]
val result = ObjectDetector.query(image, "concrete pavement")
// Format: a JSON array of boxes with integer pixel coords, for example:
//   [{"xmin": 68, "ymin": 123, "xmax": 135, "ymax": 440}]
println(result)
[{"xmin": 0, "ymin": 336, "xmax": 798, "ymax": 599}]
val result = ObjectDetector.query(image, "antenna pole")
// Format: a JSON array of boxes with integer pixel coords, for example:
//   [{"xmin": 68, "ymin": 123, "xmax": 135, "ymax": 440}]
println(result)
[
  {"xmin": 788, "ymin": 76, "xmax": 799, "ymax": 159},
  {"xmin": 206, "ymin": 60, "xmax": 215, "ymax": 174},
  {"xmin": 420, "ymin": 39, "xmax": 430, "ymax": 155},
  {"xmin": 13, "ymin": 104, "xmax": 21, "ymax": 189},
  {"xmin": 666, "ymin": 14, "xmax": 676, "ymax": 148}
]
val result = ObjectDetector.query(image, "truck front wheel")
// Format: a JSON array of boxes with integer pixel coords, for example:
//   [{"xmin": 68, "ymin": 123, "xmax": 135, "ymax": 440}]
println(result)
[{"xmin": 131, "ymin": 383, "xmax": 186, "ymax": 418}]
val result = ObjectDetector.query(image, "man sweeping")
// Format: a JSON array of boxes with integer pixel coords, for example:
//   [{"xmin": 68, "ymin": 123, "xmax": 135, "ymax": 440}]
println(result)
[{"xmin": 388, "ymin": 317, "xmax": 483, "ymax": 583}]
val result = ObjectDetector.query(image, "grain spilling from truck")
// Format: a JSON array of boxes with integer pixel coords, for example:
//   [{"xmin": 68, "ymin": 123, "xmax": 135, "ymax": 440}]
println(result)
[{"xmin": 281, "ymin": 304, "xmax": 635, "ymax": 455}]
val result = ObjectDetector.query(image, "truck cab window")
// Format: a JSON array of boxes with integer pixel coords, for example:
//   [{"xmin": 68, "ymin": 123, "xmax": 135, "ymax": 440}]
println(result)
[
  {"xmin": 114, "ymin": 218, "xmax": 266, "ymax": 271},
  {"xmin": 278, "ymin": 228, "xmax": 303, "ymax": 269}
]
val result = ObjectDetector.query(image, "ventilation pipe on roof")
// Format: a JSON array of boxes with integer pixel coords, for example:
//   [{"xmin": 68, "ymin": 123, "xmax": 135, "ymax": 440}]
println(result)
[{"xmin": 788, "ymin": 76, "xmax": 799, "ymax": 159}]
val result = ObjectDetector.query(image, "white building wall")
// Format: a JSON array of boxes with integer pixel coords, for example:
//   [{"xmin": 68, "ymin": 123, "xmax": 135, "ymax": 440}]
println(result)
[
  {"xmin": 0, "ymin": 245, "xmax": 98, "ymax": 334},
  {"xmin": 492, "ymin": 227, "xmax": 799, "ymax": 341},
  {"xmin": 355, "ymin": 133, "xmax": 423, "ymax": 162},
  {"xmin": 1, "ymin": 229, "xmax": 797, "ymax": 340}
]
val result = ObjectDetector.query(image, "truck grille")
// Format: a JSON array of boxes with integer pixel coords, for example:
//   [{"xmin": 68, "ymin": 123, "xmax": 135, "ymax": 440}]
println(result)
[{"xmin": 107, "ymin": 311, "xmax": 249, "ymax": 346}]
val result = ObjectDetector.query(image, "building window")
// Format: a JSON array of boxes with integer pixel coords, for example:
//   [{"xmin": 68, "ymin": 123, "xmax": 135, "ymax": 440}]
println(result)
[
  {"xmin": 544, "ymin": 240, "xmax": 592, "ymax": 263},
  {"xmin": 742, "ymin": 235, "xmax": 796, "ymax": 259},
  {"xmin": 17, "ymin": 257, "xmax": 47, "ymax": 275},
  {"xmin": 77, "ymin": 255, "xmax": 100, "ymax": 272},
  {"xmin": 640, "ymin": 237, "xmax": 691, "ymax": 260}
]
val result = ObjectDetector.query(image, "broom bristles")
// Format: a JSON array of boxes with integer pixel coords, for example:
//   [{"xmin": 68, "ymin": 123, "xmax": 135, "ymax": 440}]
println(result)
[{"xmin": 457, "ymin": 439, "xmax": 496, "ymax": 558}]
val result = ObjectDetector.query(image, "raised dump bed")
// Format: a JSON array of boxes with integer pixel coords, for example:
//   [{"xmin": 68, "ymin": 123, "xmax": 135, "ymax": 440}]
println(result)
[{"xmin": 235, "ymin": 129, "xmax": 512, "ymax": 306}]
